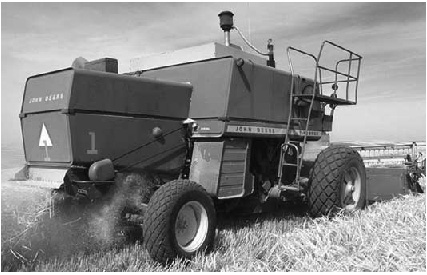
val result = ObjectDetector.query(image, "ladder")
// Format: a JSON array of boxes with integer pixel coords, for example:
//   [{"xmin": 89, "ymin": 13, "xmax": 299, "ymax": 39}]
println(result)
[{"xmin": 278, "ymin": 40, "xmax": 362, "ymax": 191}]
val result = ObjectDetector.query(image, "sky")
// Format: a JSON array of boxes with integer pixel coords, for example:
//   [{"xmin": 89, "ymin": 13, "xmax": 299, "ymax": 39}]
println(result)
[{"xmin": 1, "ymin": 2, "xmax": 426, "ymax": 148}]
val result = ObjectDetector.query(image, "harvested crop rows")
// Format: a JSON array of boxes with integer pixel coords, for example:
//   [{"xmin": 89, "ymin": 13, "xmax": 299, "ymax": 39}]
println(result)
[{"xmin": 1, "ymin": 167, "xmax": 425, "ymax": 272}]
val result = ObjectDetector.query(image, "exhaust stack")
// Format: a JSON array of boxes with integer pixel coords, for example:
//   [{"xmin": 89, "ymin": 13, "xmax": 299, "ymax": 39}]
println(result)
[{"xmin": 218, "ymin": 11, "xmax": 234, "ymax": 46}]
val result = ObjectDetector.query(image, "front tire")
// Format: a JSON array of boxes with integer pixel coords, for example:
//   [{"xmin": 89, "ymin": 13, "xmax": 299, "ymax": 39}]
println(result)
[
  {"xmin": 143, "ymin": 180, "xmax": 216, "ymax": 264},
  {"xmin": 308, "ymin": 145, "xmax": 366, "ymax": 217}
]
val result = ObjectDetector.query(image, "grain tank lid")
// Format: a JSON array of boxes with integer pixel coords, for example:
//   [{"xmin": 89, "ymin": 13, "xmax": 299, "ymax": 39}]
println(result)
[
  {"xmin": 27, "ymin": 67, "xmax": 74, "ymax": 80},
  {"xmin": 129, "ymin": 42, "xmax": 266, "ymax": 72},
  {"xmin": 26, "ymin": 58, "xmax": 118, "ymax": 79},
  {"xmin": 72, "ymin": 67, "xmax": 193, "ymax": 89}
]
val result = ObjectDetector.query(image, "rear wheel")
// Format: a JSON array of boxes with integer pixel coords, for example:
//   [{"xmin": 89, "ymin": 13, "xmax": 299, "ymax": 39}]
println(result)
[
  {"xmin": 143, "ymin": 180, "xmax": 216, "ymax": 265},
  {"xmin": 308, "ymin": 145, "xmax": 366, "ymax": 217}
]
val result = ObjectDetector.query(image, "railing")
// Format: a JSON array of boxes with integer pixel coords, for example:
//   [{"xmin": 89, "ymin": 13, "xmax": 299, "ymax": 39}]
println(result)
[
  {"xmin": 286, "ymin": 41, "xmax": 362, "ymax": 104},
  {"xmin": 317, "ymin": 41, "xmax": 362, "ymax": 104},
  {"xmin": 281, "ymin": 41, "xmax": 362, "ymax": 187}
]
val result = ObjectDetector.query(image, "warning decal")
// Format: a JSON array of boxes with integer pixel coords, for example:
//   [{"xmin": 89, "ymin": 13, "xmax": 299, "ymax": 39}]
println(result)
[{"xmin": 39, "ymin": 123, "xmax": 52, "ymax": 147}]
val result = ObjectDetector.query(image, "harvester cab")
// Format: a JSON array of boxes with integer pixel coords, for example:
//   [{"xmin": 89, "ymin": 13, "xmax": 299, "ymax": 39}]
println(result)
[{"xmin": 17, "ymin": 10, "xmax": 423, "ymax": 265}]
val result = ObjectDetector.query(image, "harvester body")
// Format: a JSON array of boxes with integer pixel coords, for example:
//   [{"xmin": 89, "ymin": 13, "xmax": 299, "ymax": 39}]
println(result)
[
  {"xmin": 20, "ymin": 41, "xmax": 331, "ymax": 191},
  {"xmin": 17, "ymin": 10, "xmax": 425, "ymax": 265}
]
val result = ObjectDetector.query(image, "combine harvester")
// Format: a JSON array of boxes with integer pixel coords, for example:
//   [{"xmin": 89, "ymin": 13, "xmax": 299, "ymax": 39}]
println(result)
[{"xmin": 17, "ymin": 11, "xmax": 425, "ymax": 264}]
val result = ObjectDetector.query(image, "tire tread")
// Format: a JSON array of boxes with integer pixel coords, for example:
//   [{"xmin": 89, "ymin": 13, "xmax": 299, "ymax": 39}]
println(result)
[
  {"xmin": 308, "ymin": 145, "xmax": 365, "ymax": 217},
  {"xmin": 143, "ymin": 180, "xmax": 215, "ymax": 264}
]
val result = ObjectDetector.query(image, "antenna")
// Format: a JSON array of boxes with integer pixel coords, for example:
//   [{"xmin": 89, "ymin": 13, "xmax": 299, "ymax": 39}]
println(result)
[{"xmin": 247, "ymin": 3, "xmax": 251, "ymax": 43}]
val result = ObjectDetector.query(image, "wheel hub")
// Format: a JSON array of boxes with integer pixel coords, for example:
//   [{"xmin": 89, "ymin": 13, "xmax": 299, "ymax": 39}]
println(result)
[
  {"xmin": 174, "ymin": 201, "xmax": 208, "ymax": 253},
  {"xmin": 342, "ymin": 166, "xmax": 362, "ymax": 209}
]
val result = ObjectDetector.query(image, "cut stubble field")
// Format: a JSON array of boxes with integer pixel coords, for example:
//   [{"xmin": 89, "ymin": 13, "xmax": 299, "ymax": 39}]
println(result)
[{"xmin": 1, "ymin": 167, "xmax": 426, "ymax": 272}]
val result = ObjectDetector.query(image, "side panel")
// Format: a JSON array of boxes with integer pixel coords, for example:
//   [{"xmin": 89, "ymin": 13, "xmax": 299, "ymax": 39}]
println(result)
[
  {"xmin": 21, "ymin": 112, "xmax": 72, "ymax": 164},
  {"xmin": 141, "ymin": 57, "xmax": 325, "ymax": 132},
  {"xmin": 189, "ymin": 139, "xmax": 253, "ymax": 198},
  {"xmin": 69, "ymin": 113, "xmax": 186, "ymax": 174},
  {"xmin": 189, "ymin": 141, "xmax": 224, "ymax": 195},
  {"xmin": 227, "ymin": 61, "xmax": 292, "ymax": 123},
  {"xmin": 71, "ymin": 69, "xmax": 192, "ymax": 119},
  {"xmin": 366, "ymin": 167, "xmax": 410, "ymax": 202},
  {"xmin": 218, "ymin": 139, "xmax": 253, "ymax": 198},
  {"xmin": 141, "ymin": 59, "xmax": 233, "ymax": 119}
]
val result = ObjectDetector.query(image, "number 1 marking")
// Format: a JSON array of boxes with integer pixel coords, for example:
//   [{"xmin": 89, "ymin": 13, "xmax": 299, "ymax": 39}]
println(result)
[{"xmin": 87, "ymin": 131, "xmax": 98, "ymax": 155}]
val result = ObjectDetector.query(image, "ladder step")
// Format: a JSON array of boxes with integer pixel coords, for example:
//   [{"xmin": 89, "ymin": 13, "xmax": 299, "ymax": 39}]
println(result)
[
  {"xmin": 280, "ymin": 185, "xmax": 301, "ymax": 192},
  {"xmin": 290, "ymin": 118, "xmax": 308, "ymax": 121},
  {"xmin": 282, "ymin": 154, "xmax": 303, "ymax": 160},
  {"xmin": 299, "ymin": 177, "xmax": 310, "ymax": 185},
  {"xmin": 282, "ymin": 163, "xmax": 298, "ymax": 167},
  {"xmin": 293, "ymin": 94, "xmax": 313, "ymax": 98}
]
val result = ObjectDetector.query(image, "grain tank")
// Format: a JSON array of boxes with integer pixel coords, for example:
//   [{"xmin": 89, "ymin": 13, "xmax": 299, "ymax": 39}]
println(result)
[{"xmin": 20, "ymin": 61, "xmax": 192, "ymax": 182}]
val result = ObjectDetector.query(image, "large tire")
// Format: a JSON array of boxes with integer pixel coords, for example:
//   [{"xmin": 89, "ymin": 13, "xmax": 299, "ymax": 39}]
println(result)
[
  {"xmin": 143, "ymin": 180, "xmax": 216, "ymax": 265},
  {"xmin": 308, "ymin": 145, "xmax": 366, "ymax": 217}
]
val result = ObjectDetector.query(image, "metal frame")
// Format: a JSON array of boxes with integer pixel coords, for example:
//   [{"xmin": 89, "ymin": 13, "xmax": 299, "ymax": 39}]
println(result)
[
  {"xmin": 278, "ymin": 40, "xmax": 362, "ymax": 190},
  {"xmin": 278, "ymin": 47, "xmax": 318, "ymax": 188}
]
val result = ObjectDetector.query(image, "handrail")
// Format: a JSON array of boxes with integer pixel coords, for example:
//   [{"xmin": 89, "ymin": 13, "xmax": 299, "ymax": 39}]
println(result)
[
  {"xmin": 333, "ymin": 57, "xmax": 362, "ymax": 100},
  {"xmin": 320, "ymin": 79, "xmax": 358, "ymax": 85},
  {"xmin": 317, "ymin": 65, "xmax": 357, "ymax": 80},
  {"xmin": 286, "ymin": 46, "xmax": 317, "ymax": 77},
  {"xmin": 319, "ymin": 40, "xmax": 362, "ymax": 103},
  {"xmin": 287, "ymin": 47, "xmax": 318, "ymax": 62},
  {"xmin": 284, "ymin": 46, "xmax": 321, "ymax": 187},
  {"xmin": 323, "ymin": 40, "xmax": 362, "ymax": 59}
]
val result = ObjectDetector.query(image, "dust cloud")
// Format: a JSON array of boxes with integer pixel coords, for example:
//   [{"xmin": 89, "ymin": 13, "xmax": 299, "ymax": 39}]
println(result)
[{"xmin": 1, "ymin": 173, "xmax": 153, "ymax": 271}]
